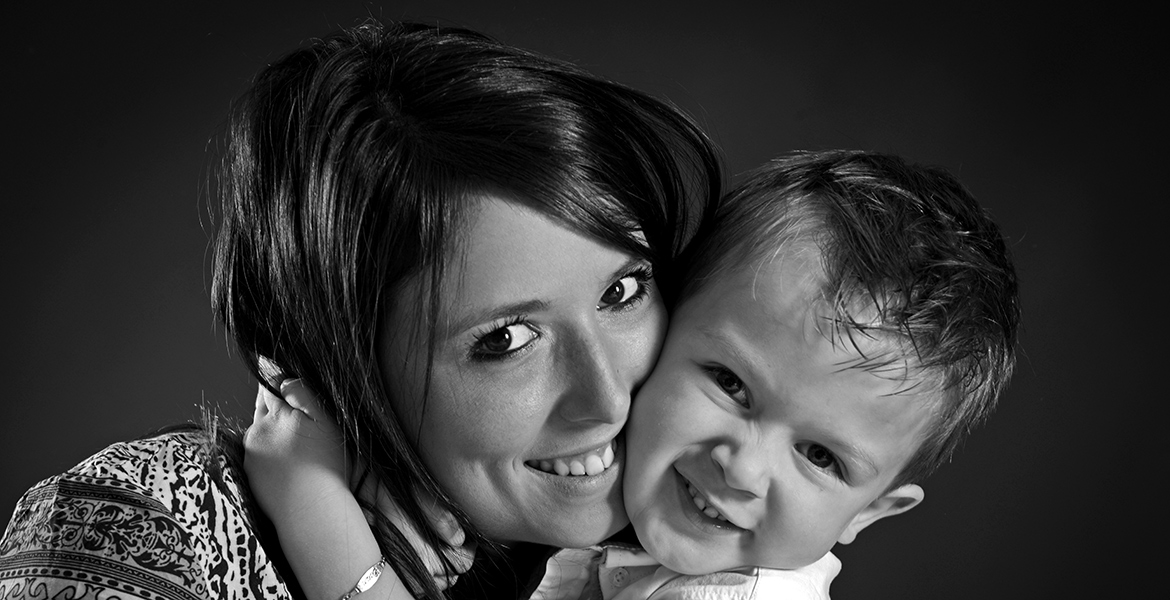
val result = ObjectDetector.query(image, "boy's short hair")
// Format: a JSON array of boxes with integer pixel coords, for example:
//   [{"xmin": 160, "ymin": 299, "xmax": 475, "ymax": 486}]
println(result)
[{"xmin": 681, "ymin": 150, "xmax": 1019, "ymax": 487}]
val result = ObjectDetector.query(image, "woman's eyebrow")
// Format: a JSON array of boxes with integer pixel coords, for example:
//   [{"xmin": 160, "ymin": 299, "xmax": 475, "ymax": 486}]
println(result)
[
  {"xmin": 444, "ymin": 255, "xmax": 647, "ymax": 337},
  {"xmin": 447, "ymin": 299, "xmax": 549, "ymax": 337},
  {"xmin": 610, "ymin": 256, "xmax": 650, "ymax": 278}
]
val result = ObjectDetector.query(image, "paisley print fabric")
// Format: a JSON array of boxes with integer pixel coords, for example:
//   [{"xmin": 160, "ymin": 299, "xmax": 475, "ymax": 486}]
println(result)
[{"xmin": 0, "ymin": 432, "xmax": 293, "ymax": 599}]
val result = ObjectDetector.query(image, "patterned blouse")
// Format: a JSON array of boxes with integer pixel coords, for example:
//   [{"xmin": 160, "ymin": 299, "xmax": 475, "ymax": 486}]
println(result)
[{"xmin": 0, "ymin": 431, "xmax": 295, "ymax": 599}]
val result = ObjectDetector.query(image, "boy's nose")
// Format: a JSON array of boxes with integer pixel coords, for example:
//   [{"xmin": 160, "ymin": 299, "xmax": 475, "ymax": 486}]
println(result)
[{"xmin": 711, "ymin": 442, "xmax": 769, "ymax": 498}]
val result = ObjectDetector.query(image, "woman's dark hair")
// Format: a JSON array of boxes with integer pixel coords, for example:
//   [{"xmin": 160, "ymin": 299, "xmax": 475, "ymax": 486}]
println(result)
[{"xmin": 211, "ymin": 20, "xmax": 720, "ymax": 598}]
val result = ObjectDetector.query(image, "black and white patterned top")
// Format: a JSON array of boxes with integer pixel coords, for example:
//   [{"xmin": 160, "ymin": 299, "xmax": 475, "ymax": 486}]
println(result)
[{"xmin": 0, "ymin": 431, "xmax": 294, "ymax": 599}]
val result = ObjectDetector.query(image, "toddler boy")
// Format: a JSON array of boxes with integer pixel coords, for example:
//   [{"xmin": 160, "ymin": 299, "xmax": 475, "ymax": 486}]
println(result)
[{"xmin": 534, "ymin": 149, "xmax": 1018, "ymax": 599}]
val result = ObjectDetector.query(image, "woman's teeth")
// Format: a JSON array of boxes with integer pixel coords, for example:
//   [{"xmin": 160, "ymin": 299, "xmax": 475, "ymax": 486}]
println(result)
[
  {"xmin": 528, "ymin": 441, "xmax": 615, "ymax": 476},
  {"xmin": 686, "ymin": 481, "xmax": 728, "ymax": 522}
]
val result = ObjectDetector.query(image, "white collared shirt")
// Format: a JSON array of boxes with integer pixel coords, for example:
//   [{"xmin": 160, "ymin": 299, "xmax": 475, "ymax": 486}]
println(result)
[{"xmin": 530, "ymin": 542, "xmax": 840, "ymax": 600}]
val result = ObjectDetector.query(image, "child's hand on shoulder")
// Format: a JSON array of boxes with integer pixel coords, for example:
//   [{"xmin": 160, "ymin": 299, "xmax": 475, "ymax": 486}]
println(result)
[{"xmin": 244, "ymin": 379, "xmax": 350, "ymax": 522}]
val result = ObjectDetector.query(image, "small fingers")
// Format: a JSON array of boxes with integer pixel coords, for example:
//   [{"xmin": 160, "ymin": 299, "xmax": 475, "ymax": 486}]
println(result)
[
  {"xmin": 253, "ymin": 383, "xmax": 269, "ymax": 421},
  {"xmin": 280, "ymin": 378, "xmax": 324, "ymax": 420},
  {"xmin": 280, "ymin": 379, "xmax": 346, "ymax": 445},
  {"xmin": 431, "ymin": 540, "xmax": 476, "ymax": 591},
  {"xmin": 447, "ymin": 539, "xmax": 477, "ymax": 574},
  {"xmin": 256, "ymin": 382, "xmax": 295, "ymax": 416},
  {"xmin": 416, "ymin": 488, "xmax": 466, "ymax": 548}
]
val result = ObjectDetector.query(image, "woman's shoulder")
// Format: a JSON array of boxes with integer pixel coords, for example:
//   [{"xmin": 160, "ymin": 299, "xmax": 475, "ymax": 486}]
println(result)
[
  {"xmin": 27, "ymin": 429, "xmax": 232, "ymax": 520},
  {"xmin": 64, "ymin": 428, "xmax": 215, "ymax": 480},
  {"xmin": 0, "ymin": 428, "xmax": 294, "ymax": 600}
]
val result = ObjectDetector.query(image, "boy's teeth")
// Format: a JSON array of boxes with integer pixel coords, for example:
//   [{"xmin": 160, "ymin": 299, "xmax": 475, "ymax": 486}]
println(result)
[
  {"xmin": 686, "ymin": 481, "xmax": 728, "ymax": 522},
  {"xmin": 527, "ymin": 440, "xmax": 615, "ymax": 477}
]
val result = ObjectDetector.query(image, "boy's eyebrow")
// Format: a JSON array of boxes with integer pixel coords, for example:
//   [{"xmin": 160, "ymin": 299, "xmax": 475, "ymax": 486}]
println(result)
[
  {"xmin": 696, "ymin": 324, "xmax": 760, "ymax": 367},
  {"xmin": 832, "ymin": 440, "xmax": 880, "ymax": 483}
]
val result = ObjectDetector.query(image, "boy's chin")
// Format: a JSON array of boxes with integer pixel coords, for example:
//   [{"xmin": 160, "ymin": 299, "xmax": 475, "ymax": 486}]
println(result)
[
  {"xmin": 655, "ymin": 548, "xmax": 728, "ymax": 576},
  {"xmin": 635, "ymin": 524, "xmax": 727, "ymax": 575}
]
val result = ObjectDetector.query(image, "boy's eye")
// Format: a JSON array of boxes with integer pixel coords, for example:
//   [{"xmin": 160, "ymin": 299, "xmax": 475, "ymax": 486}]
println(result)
[
  {"xmin": 471, "ymin": 321, "xmax": 539, "ymax": 360},
  {"xmin": 705, "ymin": 366, "xmax": 749, "ymax": 407},
  {"xmin": 797, "ymin": 443, "xmax": 842, "ymax": 477},
  {"xmin": 715, "ymin": 369, "xmax": 744, "ymax": 394}
]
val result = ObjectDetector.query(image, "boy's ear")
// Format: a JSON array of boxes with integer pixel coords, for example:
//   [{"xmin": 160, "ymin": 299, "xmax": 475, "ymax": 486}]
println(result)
[{"xmin": 837, "ymin": 484, "xmax": 924, "ymax": 545}]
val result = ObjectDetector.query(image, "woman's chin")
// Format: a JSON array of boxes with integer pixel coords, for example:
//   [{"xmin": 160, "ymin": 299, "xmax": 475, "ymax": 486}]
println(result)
[
  {"xmin": 466, "ymin": 478, "xmax": 629, "ymax": 548},
  {"xmin": 550, "ymin": 518, "xmax": 629, "ymax": 549},
  {"xmin": 539, "ymin": 498, "xmax": 629, "ymax": 548}
]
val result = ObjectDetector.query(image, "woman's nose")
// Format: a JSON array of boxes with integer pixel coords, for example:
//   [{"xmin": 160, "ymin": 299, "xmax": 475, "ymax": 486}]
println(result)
[
  {"xmin": 555, "ymin": 327, "xmax": 631, "ymax": 426},
  {"xmin": 711, "ymin": 442, "xmax": 769, "ymax": 498}
]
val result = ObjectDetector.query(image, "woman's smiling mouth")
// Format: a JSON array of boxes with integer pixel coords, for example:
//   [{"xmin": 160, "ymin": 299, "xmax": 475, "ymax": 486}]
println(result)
[{"xmin": 526, "ymin": 439, "xmax": 618, "ymax": 476}]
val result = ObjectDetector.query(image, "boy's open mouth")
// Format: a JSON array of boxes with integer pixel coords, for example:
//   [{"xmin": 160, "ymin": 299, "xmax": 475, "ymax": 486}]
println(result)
[
  {"xmin": 685, "ymin": 479, "xmax": 730, "ymax": 523},
  {"xmin": 525, "ymin": 439, "xmax": 617, "ymax": 477},
  {"xmin": 675, "ymin": 468, "xmax": 744, "ymax": 532}
]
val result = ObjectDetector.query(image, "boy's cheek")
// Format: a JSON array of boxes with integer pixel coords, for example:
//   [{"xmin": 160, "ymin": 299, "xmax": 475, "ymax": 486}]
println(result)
[
  {"xmin": 653, "ymin": 376, "xmax": 706, "ymax": 423},
  {"xmin": 632, "ymin": 367, "xmax": 679, "ymax": 419},
  {"xmin": 635, "ymin": 392, "xmax": 684, "ymax": 440}
]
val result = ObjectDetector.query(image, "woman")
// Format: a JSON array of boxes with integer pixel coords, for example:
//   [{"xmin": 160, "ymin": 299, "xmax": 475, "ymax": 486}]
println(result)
[{"xmin": 0, "ymin": 20, "xmax": 720, "ymax": 600}]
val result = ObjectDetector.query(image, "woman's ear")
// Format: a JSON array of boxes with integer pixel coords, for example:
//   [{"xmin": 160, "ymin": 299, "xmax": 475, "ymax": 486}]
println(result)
[{"xmin": 837, "ymin": 484, "xmax": 924, "ymax": 545}]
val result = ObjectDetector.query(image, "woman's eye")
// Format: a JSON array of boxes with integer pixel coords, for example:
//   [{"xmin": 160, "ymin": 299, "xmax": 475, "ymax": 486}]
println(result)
[
  {"xmin": 471, "ymin": 321, "xmax": 539, "ymax": 359},
  {"xmin": 597, "ymin": 269, "xmax": 651, "ymax": 310},
  {"xmin": 798, "ymin": 443, "xmax": 842, "ymax": 476},
  {"xmin": 706, "ymin": 366, "xmax": 749, "ymax": 407}
]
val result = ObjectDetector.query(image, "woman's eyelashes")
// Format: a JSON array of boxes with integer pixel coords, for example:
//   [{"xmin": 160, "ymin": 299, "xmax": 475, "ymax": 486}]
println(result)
[
  {"xmin": 597, "ymin": 266, "xmax": 653, "ymax": 312},
  {"xmin": 705, "ymin": 365, "xmax": 750, "ymax": 407},
  {"xmin": 468, "ymin": 266, "xmax": 652, "ymax": 362},
  {"xmin": 469, "ymin": 316, "xmax": 539, "ymax": 361}
]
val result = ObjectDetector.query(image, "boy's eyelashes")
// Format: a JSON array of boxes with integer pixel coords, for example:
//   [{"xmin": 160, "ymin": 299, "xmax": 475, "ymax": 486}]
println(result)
[
  {"xmin": 702, "ymin": 365, "xmax": 750, "ymax": 407},
  {"xmin": 797, "ymin": 442, "xmax": 845, "ymax": 480}
]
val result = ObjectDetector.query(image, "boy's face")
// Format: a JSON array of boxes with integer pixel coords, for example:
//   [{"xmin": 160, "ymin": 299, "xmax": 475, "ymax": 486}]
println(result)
[{"xmin": 625, "ymin": 248, "xmax": 930, "ymax": 574}]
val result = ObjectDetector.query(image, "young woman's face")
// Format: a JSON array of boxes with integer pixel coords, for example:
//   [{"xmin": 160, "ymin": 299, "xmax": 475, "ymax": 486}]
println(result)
[{"xmin": 382, "ymin": 193, "xmax": 666, "ymax": 547}]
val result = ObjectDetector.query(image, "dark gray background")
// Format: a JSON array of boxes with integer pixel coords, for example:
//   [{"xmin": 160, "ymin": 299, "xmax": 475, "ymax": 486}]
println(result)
[{"xmin": 2, "ymin": 1, "xmax": 1158, "ymax": 597}]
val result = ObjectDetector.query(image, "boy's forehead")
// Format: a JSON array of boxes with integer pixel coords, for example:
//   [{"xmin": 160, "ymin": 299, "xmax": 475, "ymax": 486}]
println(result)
[
  {"xmin": 690, "ymin": 246, "xmax": 831, "ymax": 336},
  {"xmin": 740, "ymin": 246, "xmax": 930, "ymax": 379}
]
